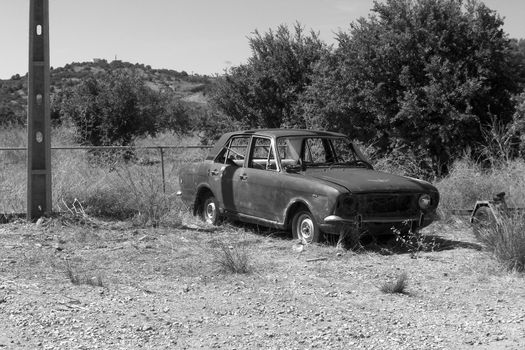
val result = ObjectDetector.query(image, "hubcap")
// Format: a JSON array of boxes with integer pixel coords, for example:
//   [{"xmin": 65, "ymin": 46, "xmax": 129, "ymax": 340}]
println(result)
[
  {"xmin": 298, "ymin": 214, "xmax": 314, "ymax": 242},
  {"xmin": 205, "ymin": 201, "xmax": 216, "ymax": 223}
]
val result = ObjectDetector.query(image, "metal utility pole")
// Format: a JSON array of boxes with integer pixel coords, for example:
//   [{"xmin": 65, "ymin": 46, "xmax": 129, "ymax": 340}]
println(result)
[{"xmin": 27, "ymin": 0, "xmax": 52, "ymax": 220}]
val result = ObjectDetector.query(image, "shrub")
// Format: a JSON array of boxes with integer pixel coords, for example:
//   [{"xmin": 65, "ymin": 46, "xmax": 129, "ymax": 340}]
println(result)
[
  {"xmin": 391, "ymin": 221, "xmax": 437, "ymax": 258},
  {"xmin": 393, "ymin": 229, "xmax": 437, "ymax": 259},
  {"xmin": 380, "ymin": 272, "xmax": 409, "ymax": 294},
  {"xmin": 65, "ymin": 260, "xmax": 105, "ymax": 287},
  {"xmin": 58, "ymin": 72, "xmax": 189, "ymax": 147},
  {"xmin": 210, "ymin": 238, "xmax": 251, "ymax": 274},
  {"xmin": 474, "ymin": 212, "xmax": 525, "ymax": 272}
]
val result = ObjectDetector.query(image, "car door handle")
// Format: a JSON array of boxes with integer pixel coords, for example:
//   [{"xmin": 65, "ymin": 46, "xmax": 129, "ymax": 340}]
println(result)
[
  {"xmin": 239, "ymin": 174, "xmax": 248, "ymax": 181},
  {"xmin": 209, "ymin": 169, "xmax": 219, "ymax": 176}
]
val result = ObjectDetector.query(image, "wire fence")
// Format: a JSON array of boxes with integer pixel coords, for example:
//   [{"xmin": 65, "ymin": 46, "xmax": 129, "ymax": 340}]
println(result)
[{"xmin": 0, "ymin": 145, "xmax": 212, "ymax": 215}]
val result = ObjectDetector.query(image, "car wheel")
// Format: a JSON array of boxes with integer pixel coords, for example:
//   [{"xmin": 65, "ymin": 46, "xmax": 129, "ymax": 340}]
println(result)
[
  {"xmin": 201, "ymin": 195, "xmax": 220, "ymax": 225},
  {"xmin": 472, "ymin": 206, "xmax": 496, "ymax": 238},
  {"xmin": 292, "ymin": 210, "xmax": 321, "ymax": 244}
]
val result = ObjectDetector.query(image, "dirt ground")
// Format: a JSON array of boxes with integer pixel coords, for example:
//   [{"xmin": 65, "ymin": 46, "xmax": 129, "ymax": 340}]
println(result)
[{"xmin": 0, "ymin": 217, "xmax": 524, "ymax": 350}]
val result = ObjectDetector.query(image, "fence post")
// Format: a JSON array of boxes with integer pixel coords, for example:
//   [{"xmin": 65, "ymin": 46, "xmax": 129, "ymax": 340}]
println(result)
[
  {"xmin": 27, "ymin": 0, "xmax": 52, "ymax": 220},
  {"xmin": 159, "ymin": 147, "xmax": 166, "ymax": 193}
]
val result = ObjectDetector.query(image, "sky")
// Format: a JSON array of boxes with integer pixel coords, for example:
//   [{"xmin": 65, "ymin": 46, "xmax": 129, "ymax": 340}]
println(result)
[{"xmin": 1, "ymin": 0, "xmax": 524, "ymax": 79}]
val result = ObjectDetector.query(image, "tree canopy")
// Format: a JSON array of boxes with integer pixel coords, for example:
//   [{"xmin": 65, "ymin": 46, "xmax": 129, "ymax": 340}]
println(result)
[
  {"xmin": 211, "ymin": 0, "xmax": 525, "ymax": 175},
  {"xmin": 302, "ymin": 0, "xmax": 522, "ymax": 174},
  {"xmin": 57, "ymin": 72, "xmax": 189, "ymax": 146},
  {"xmin": 211, "ymin": 23, "xmax": 329, "ymax": 130}
]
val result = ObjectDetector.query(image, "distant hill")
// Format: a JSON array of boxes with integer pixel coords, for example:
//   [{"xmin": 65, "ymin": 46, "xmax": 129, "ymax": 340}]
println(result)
[{"xmin": 0, "ymin": 60, "xmax": 214, "ymax": 125}]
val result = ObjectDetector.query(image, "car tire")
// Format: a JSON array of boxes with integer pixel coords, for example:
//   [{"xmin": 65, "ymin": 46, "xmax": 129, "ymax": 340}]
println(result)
[
  {"xmin": 201, "ymin": 195, "xmax": 220, "ymax": 225},
  {"xmin": 292, "ymin": 210, "xmax": 321, "ymax": 244}
]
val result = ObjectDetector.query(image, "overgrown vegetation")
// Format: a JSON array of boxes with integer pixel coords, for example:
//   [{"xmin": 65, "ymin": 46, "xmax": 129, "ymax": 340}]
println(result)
[
  {"xmin": 0, "ymin": 126, "xmax": 207, "ymax": 225},
  {"xmin": 474, "ymin": 212, "xmax": 525, "ymax": 272},
  {"xmin": 210, "ymin": 0, "xmax": 525, "ymax": 175},
  {"xmin": 1, "ymin": 60, "xmax": 212, "ymax": 129},
  {"xmin": 51, "ymin": 140, "xmax": 205, "ymax": 226},
  {"xmin": 436, "ymin": 158, "xmax": 525, "ymax": 215}
]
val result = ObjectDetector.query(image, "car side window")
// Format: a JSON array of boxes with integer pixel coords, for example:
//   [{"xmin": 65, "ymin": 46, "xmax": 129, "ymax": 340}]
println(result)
[
  {"xmin": 248, "ymin": 137, "xmax": 277, "ymax": 171},
  {"xmin": 214, "ymin": 136, "xmax": 250, "ymax": 166},
  {"xmin": 277, "ymin": 137, "xmax": 301, "ymax": 168}
]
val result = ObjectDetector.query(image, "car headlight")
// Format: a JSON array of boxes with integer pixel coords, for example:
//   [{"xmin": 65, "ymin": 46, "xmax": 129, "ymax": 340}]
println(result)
[{"xmin": 418, "ymin": 194, "xmax": 431, "ymax": 209}]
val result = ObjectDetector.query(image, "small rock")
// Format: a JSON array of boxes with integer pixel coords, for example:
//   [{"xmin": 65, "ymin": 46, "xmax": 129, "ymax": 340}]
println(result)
[{"xmin": 292, "ymin": 244, "xmax": 304, "ymax": 252}]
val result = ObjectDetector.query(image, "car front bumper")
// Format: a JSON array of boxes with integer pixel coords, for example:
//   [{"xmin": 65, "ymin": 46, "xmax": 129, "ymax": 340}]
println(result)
[{"xmin": 321, "ymin": 212, "xmax": 436, "ymax": 235}]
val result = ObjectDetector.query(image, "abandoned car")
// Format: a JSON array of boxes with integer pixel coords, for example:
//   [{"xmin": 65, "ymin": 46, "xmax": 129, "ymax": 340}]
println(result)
[{"xmin": 177, "ymin": 129, "xmax": 439, "ymax": 243}]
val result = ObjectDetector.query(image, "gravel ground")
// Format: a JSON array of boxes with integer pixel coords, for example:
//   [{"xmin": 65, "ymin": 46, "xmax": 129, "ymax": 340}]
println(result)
[{"xmin": 0, "ymin": 219, "xmax": 524, "ymax": 349}]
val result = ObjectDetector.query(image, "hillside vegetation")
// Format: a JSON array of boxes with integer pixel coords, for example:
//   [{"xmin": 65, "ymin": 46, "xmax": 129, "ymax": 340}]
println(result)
[{"xmin": 0, "ymin": 60, "xmax": 213, "ymax": 127}]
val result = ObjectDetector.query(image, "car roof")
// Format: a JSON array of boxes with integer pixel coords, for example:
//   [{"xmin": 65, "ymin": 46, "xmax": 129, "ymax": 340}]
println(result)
[{"xmin": 206, "ymin": 129, "xmax": 348, "ymax": 160}]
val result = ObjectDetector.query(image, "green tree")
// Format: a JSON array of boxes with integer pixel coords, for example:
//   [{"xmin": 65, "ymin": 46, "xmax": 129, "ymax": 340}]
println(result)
[
  {"xmin": 0, "ymin": 103, "xmax": 19, "ymax": 126},
  {"xmin": 303, "ymin": 0, "xmax": 522, "ymax": 175},
  {"xmin": 211, "ymin": 23, "xmax": 329, "ymax": 129},
  {"xmin": 509, "ymin": 38, "xmax": 525, "ymax": 90},
  {"xmin": 59, "ymin": 72, "xmax": 188, "ymax": 146}
]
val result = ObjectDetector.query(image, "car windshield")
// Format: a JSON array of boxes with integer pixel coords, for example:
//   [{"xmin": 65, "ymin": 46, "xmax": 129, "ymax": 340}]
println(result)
[{"xmin": 277, "ymin": 136, "xmax": 369, "ymax": 169}]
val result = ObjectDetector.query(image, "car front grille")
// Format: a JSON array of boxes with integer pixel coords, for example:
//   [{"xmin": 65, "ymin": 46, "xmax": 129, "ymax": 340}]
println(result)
[{"xmin": 357, "ymin": 194, "xmax": 419, "ymax": 217}]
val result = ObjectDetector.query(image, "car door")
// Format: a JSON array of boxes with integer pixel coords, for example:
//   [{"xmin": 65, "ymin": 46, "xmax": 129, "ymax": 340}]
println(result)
[
  {"xmin": 235, "ymin": 136, "xmax": 286, "ymax": 221},
  {"xmin": 207, "ymin": 135, "xmax": 250, "ymax": 214}
]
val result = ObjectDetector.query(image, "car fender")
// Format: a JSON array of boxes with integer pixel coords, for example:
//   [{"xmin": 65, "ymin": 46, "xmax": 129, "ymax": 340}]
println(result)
[
  {"xmin": 283, "ymin": 194, "xmax": 336, "ymax": 228},
  {"xmin": 192, "ymin": 183, "xmax": 218, "ymax": 214}
]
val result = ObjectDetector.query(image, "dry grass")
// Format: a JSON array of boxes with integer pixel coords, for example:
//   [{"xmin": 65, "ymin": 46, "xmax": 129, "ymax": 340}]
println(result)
[
  {"xmin": 65, "ymin": 260, "xmax": 105, "ymax": 288},
  {"xmin": 436, "ymin": 158, "xmax": 525, "ymax": 215},
  {"xmin": 474, "ymin": 212, "xmax": 525, "ymax": 272},
  {"xmin": 0, "ymin": 164, "xmax": 25, "ymax": 214},
  {"xmin": 380, "ymin": 272, "xmax": 409, "ymax": 294},
  {"xmin": 209, "ymin": 236, "xmax": 252, "ymax": 274},
  {"xmin": 52, "ymin": 154, "xmax": 187, "ymax": 226},
  {"xmin": 0, "ymin": 126, "xmax": 207, "ymax": 225}
]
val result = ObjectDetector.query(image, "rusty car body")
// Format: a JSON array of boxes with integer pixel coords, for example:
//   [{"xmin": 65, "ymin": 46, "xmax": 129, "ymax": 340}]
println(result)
[{"xmin": 177, "ymin": 129, "xmax": 439, "ymax": 243}]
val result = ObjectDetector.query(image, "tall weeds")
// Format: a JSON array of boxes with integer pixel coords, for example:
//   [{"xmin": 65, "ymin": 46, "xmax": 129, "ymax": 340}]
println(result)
[
  {"xmin": 210, "ymin": 238, "xmax": 252, "ymax": 274},
  {"xmin": 53, "ymin": 149, "xmax": 190, "ymax": 226},
  {"xmin": 436, "ymin": 158, "xmax": 525, "ymax": 214},
  {"xmin": 0, "ymin": 126, "xmax": 207, "ymax": 224},
  {"xmin": 474, "ymin": 212, "xmax": 525, "ymax": 272}
]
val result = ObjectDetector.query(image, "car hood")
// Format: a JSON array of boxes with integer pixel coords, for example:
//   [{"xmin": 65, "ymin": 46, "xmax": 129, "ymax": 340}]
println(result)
[{"xmin": 304, "ymin": 167, "xmax": 436, "ymax": 193}]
